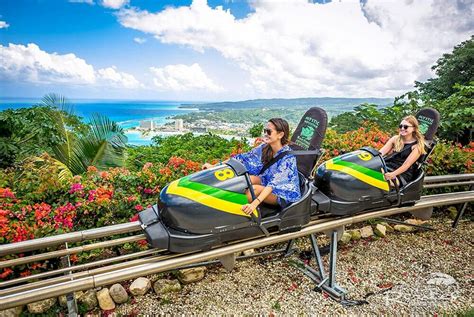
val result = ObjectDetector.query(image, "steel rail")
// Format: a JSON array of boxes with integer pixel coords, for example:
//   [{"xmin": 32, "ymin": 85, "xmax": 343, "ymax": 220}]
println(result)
[
  {"xmin": 0, "ymin": 222, "xmax": 141, "ymax": 257},
  {"xmin": 423, "ymin": 181, "xmax": 474, "ymax": 189},
  {"xmin": 0, "ymin": 249, "xmax": 162, "ymax": 289},
  {"xmin": 2, "ymin": 174, "xmax": 473, "ymax": 257},
  {"xmin": 423, "ymin": 174, "xmax": 474, "ymax": 183},
  {"xmin": 0, "ymin": 252, "xmax": 185, "ymax": 296},
  {"xmin": 0, "ymin": 234, "xmax": 146, "ymax": 269},
  {"xmin": 1, "ymin": 190, "xmax": 472, "ymax": 309}
]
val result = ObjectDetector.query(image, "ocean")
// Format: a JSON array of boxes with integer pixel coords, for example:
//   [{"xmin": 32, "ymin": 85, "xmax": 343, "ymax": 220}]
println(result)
[{"xmin": 0, "ymin": 98, "xmax": 199, "ymax": 145}]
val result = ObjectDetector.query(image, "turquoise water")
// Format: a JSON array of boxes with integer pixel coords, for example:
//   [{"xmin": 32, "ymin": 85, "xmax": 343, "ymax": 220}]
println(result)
[{"xmin": 0, "ymin": 98, "xmax": 198, "ymax": 145}]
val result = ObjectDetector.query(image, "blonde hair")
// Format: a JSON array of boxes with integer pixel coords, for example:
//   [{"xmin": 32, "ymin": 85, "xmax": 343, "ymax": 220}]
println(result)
[{"xmin": 393, "ymin": 116, "xmax": 426, "ymax": 155}]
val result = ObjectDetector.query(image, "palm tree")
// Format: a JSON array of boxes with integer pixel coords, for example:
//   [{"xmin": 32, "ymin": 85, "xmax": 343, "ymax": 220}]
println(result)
[{"xmin": 40, "ymin": 94, "xmax": 127, "ymax": 179}]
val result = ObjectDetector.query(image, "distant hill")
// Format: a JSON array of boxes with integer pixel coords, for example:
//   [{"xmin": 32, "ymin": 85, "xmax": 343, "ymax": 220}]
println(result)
[{"xmin": 180, "ymin": 97, "xmax": 393, "ymax": 111}]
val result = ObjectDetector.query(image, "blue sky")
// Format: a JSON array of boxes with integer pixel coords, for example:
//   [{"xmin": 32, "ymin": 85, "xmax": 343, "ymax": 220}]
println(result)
[{"xmin": 0, "ymin": 0, "xmax": 472, "ymax": 101}]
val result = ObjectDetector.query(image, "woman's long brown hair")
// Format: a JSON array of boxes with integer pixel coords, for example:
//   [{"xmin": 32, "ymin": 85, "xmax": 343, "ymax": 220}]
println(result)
[{"xmin": 261, "ymin": 118, "xmax": 290, "ymax": 165}]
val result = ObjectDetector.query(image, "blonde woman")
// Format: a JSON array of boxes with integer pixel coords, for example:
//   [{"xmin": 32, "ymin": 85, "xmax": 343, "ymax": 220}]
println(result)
[{"xmin": 379, "ymin": 116, "xmax": 427, "ymax": 183}]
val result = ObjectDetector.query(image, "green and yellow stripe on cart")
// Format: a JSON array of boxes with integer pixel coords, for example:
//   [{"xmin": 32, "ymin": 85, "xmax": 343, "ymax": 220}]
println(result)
[
  {"xmin": 325, "ymin": 157, "xmax": 389, "ymax": 191},
  {"xmin": 166, "ymin": 176, "xmax": 258, "ymax": 217}
]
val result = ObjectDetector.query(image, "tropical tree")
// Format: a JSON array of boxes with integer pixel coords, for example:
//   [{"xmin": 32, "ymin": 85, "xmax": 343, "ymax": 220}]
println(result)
[
  {"xmin": 415, "ymin": 35, "xmax": 474, "ymax": 100},
  {"xmin": 39, "ymin": 94, "xmax": 128, "ymax": 179}
]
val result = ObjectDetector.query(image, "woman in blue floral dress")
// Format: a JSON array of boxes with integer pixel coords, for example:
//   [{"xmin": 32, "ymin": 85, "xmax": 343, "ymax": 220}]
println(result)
[{"xmin": 203, "ymin": 118, "xmax": 301, "ymax": 215}]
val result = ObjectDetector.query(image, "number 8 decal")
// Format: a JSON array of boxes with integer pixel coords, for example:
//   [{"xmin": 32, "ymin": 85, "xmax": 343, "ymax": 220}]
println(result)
[{"xmin": 214, "ymin": 168, "xmax": 235, "ymax": 181}]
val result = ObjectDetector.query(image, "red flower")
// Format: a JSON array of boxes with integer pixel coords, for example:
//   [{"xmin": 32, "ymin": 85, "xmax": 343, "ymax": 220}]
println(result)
[
  {"xmin": 0, "ymin": 268, "xmax": 13, "ymax": 279},
  {"xmin": 130, "ymin": 214, "xmax": 139, "ymax": 222},
  {"xmin": 0, "ymin": 188, "xmax": 15, "ymax": 199},
  {"xmin": 134, "ymin": 205, "xmax": 144, "ymax": 211}
]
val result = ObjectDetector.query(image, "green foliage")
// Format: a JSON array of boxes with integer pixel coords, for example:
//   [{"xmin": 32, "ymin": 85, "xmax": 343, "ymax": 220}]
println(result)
[
  {"xmin": 249, "ymin": 122, "xmax": 264, "ymax": 137},
  {"xmin": 126, "ymin": 133, "xmax": 250, "ymax": 170},
  {"xmin": 0, "ymin": 101, "xmax": 87, "ymax": 168},
  {"xmin": 330, "ymin": 104, "xmax": 384, "ymax": 133},
  {"xmin": 415, "ymin": 35, "xmax": 474, "ymax": 100},
  {"xmin": 434, "ymin": 83, "xmax": 474, "ymax": 141}
]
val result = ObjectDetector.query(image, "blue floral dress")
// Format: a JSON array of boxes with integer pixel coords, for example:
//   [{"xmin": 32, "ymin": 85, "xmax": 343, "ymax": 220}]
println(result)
[{"xmin": 234, "ymin": 144, "xmax": 301, "ymax": 205}]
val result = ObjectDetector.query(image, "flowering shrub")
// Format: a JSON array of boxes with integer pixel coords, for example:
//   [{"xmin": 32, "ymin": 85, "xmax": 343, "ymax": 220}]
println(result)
[{"xmin": 0, "ymin": 155, "xmax": 202, "ymax": 279}]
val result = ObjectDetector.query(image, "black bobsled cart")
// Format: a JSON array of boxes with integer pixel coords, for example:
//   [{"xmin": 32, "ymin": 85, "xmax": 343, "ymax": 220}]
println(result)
[
  {"xmin": 314, "ymin": 107, "xmax": 440, "ymax": 216},
  {"xmin": 139, "ymin": 107, "xmax": 328, "ymax": 252}
]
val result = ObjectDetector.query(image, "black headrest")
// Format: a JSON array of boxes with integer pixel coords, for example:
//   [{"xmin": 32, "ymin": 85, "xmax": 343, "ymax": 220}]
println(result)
[
  {"xmin": 415, "ymin": 108, "xmax": 440, "ymax": 141},
  {"xmin": 291, "ymin": 107, "xmax": 328, "ymax": 150},
  {"xmin": 290, "ymin": 107, "xmax": 328, "ymax": 177}
]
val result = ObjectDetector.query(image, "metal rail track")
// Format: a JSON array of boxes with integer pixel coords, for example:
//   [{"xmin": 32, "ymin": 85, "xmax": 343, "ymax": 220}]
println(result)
[{"xmin": 0, "ymin": 188, "xmax": 472, "ymax": 309}]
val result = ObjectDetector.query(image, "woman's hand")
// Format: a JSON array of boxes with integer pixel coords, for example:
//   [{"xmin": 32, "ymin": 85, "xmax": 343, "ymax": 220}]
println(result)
[
  {"xmin": 384, "ymin": 172, "xmax": 397, "ymax": 180},
  {"xmin": 202, "ymin": 163, "xmax": 213, "ymax": 170},
  {"xmin": 241, "ymin": 200, "xmax": 259, "ymax": 215}
]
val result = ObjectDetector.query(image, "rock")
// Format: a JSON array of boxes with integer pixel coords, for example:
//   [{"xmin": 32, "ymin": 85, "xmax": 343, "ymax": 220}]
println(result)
[
  {"xmin": 97, "ymin": 288, "xmax": 115, "ymax": 310},
  {"xmin": 394, "ymin": 224, "xmax": 415, "ymax": 233},
  {"xmin": 153, "ymin": 279, "xmax": 182, "ymax": 296},
  {"xmin": 405, "ymin": 219, "xmax": 427, "ymax": 226},
  {"xmin": 130, "ymin": 277, "xmax": 151, "ymax": 296},
  {"xmin": 78, "ymin": 290, "xmax": 98, "ymax": 310},
  {"xmin": 349, "ymin": 229, "xmax": 361, "ymax": 240},
  {"xmin": 109, "ymin": 283, "xmax": 129, "ymax": 304},
  {"xmin": 427, "ymin": 273, "xmax": 456, "ymax": 286},
  {"xmin": 447, "ymin": 206, "xmax": 458, "ymax": 220},
  {"xmin": 379, "ymin": 222, "xmax": 394, "ymax": 232},
  {"xmin": 0, "ymin": 306, "xmax": 24, "ymax": 317},
  {"xmin": 243, "ymin": 249, "xmax": 256, "ymax": 256},
  {"xmin": 27, "ymin": 298, "xmax": 56, "ymax": 314},
  {"xmin": 340, "ymin": 231, "xmax": 352, "ymax": 244},
  {"xmin": 59, "ymin": 291, "xmax": 83, "ymax": 307},
  {"xmin": 177, "ymin": 267, "xmax": 207, "ymax": 284},
  {"xmin": 374, "ymin": 224, "xmax": 387, "ymax": 237},
  {"xmin": 360, "ymin": 226, "xmax": 374, "ymax": 238}
]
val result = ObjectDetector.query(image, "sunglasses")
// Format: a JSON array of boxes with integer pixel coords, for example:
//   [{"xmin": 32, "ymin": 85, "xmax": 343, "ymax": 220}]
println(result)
[
  {"xmin": 263, "ymin": 128, "xmax": 274, "ymax": 135},
  {"xmin": 399, "ymin": 124, "xmax": 414, "ymax": 130}
]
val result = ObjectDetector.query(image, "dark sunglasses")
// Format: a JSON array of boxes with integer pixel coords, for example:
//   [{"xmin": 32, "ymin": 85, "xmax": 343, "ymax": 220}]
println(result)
[
  {"xmin": 263, "ymin": 128, "xmax": 274, "ymax": 135},
  {"xmin": 399, "ymin": 124, "xmax": 414, "ymax": 130}
]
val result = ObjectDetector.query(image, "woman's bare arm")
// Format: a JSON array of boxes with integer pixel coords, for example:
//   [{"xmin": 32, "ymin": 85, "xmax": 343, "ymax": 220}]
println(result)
[{"xmin": 379, "ymin": 136, "xmax": 396, "ymax": 156}]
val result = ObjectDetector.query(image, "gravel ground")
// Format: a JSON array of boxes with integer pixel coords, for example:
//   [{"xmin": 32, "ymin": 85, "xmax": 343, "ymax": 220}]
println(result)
[{"xmin": 116, "ymin": 215, "xmax": 473, "ymax": 316}]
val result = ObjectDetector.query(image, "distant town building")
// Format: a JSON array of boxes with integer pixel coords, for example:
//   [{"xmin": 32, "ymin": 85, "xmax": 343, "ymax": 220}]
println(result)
[
  {"xmin": 139, "ymin": 120, "xmax": 155, "ymax": 130},
  {"xmin": 191, "ymin": 127, "xmax": 207, "ymax": 133},
  {"xmin": 175, "ymin": 119, "xmax": 184, "ymax": 131}
]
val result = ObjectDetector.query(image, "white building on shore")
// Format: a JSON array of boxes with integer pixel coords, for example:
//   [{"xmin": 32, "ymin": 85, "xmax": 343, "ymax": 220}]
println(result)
[
  {"xmin": 175, "ymin": 119, "xmax": 184, "ymax": 131},
  {"xmin": 139, "ymin": 120, "xmax": 155, "ymax": 130}
]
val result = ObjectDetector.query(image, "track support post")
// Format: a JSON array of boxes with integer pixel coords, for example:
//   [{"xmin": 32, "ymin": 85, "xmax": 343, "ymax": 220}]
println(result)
[
  {"xmin": 452, "ymin": 184, "xmax": 473, "ymax": 228},
  {"xmin": 61, "ymin": 243, "xmax": 78, "ymax": 317},
  {"xmin": 298, "ymin": 231, "xmax": 346, "ymax": 301}
]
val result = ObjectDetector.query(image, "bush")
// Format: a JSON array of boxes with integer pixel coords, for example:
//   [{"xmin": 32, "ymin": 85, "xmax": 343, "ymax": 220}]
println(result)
[{"xmin": 126, "ymin": 133, "xmax": 250, "ymax": 171}]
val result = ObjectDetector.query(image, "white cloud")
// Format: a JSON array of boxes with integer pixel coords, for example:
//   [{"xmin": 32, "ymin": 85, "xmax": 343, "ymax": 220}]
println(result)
[
  {"xmin": 150, "ymin": 63, "xmax": 222, "ymax": 92},
  {"xmin": 117, "ymin": 0, "xmax": 474, "ymax": 98},
  {"xmin": 97, "ymin": 66, "xmax": 141, "ymax": 88},
  {"xmin": 0, "ymin": 43, "xmax": 96, "ymax": 84},
  {"xmin": 133, "ymin": 37, "xmax": 147, "ymax": 44},
  {"xmin": 0, "ymin": 21, "xmax": 10, "ymax": 29},
  {"xmin": 0, "ymin": 43, "xmax": 140, "ymax": 89},
  {"xmin": 101, "ymin": 0, "xmax": 128, "ymax": 9}
]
